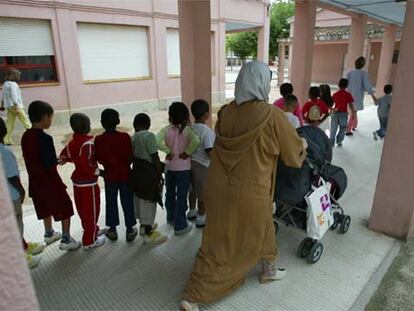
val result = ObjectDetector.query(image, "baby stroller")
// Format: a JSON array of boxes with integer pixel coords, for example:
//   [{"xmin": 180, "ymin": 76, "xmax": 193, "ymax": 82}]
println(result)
[{"xmin": 273, "ymin": 125, "xmax": 351, "ymax": 264}]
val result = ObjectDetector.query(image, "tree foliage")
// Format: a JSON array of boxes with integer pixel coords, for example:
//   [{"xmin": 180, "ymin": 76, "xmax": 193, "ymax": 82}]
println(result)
[{"xmin": 226, "ymin": 0, "xmax": 295, "ymax": 62}]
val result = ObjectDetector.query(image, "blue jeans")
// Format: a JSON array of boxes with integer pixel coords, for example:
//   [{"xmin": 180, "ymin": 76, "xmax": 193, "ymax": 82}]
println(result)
[
  {"xmin": 330, "ymin": 112, "xmax": 348, "ymax": 145},
  {"xmin": 376, "ymin": 117, "xmax": 388, "ymax": 138},
  {"xmin": 105, "ymin": 182, "xmax": 137, "ymax": 229},
  {"xmin": 165, "ymin": 170, "xmax": 191, "ymax": 231}
]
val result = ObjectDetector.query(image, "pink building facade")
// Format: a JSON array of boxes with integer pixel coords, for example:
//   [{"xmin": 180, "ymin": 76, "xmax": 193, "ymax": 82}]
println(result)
[
  {"xmin": 0, "ymin": 0, "xmax": 270, "ymax": 124},
  {"xmin": 281, "ymin": 9, "xmax": 401, "ymax": 86}
]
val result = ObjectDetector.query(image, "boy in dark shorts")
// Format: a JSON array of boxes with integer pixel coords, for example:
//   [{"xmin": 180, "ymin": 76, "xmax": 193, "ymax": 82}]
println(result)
[
  {"xmin": 95, "ymin": 109, "xmax": 138, "ymax": 242},
  {"xmin": 21, "ymin": 101, "xmax": 80, "ymax": 251}
]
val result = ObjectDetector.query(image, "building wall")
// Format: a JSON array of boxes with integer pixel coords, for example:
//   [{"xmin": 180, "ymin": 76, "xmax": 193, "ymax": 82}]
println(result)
[
  {"xmin": 0, "ymin": 0, "xmax": 267, "ymax": 120},
  {"xmin": 311, "ymin": 42, "xmax": 348, "ymax": 84}
]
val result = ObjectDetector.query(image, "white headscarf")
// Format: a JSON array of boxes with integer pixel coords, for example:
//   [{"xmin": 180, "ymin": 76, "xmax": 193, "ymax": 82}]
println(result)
[{"xmin": 234, "ymin": 61, "xmax": 271, "ymax": 105}]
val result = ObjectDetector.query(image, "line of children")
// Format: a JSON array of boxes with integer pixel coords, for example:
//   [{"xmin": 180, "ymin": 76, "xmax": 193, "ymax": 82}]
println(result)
[{"xmin": 331, "ymin": 78, "xmax": 355, "ymax": 147}]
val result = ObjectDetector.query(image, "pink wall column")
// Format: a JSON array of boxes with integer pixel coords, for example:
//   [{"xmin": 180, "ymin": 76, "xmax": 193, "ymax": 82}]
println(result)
[
  {"xmin": 177, "ymin": 0, "xmax": 212, "ymax": 119},
  {"xmin": 344, "ymin": 14, "xmax": 367, "ymax": 73},
  {"xmin": 257, "ymin": 2, "xmax": 270, "ymax": 64},
  {"xmin": 278, "ymin": 43, "xmax": 285, "ymax": 86},
  {"xmin": 369, "ymin": 0, "xmax": 414, "ymax": 239},
  {"xmin": 0, "ymin": 162, "xmax": 38, "ymax": 309},
  {"xmin": 290, "ymin": 0, "xmax": 316, "ymax": 104},
  {"xmin": 375, "ymin": 25, "xmax": 397, "ymax": 95}
]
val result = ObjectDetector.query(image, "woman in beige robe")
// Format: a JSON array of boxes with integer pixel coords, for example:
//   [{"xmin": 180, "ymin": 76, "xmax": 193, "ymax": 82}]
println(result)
[{"xmin": 181, "ymin": 61, "xmax": 306, "ymax": 311}]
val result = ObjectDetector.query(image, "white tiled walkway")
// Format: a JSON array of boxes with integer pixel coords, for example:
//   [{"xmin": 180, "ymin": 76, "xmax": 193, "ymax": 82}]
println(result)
[{"xmin": 26, "ymin": 105, "xmax": 396, "ymax": 310}]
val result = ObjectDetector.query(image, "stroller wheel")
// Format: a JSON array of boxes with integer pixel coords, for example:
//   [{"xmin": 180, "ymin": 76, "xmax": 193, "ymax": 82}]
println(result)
[
  {"xmin": 330, "ymin": 213, "xmax": 340, "ymax": 230},
  {"xmin": 273, "ymin": 220, "xmax": 279, "ymax": 235},
  {"xmin": 298, "ymin": 238, "xmax": 314, "ymax": 258},
  {"xmin": 307, "ymin": 242, "xmax": 324, "ymax": 264},
  {"xmin": 339, "ymin": 215, "xmax": 351, "ymax": 234}
]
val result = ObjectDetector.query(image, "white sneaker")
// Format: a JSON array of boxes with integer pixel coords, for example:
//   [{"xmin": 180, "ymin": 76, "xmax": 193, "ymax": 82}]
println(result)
[
  {"xmin": 373, "ymin": 131, "xmax": 378, "ymax": 141},
  {"xmin": 26, "ymin": 254, "xmax": 41, "ymax": 269},
  {"xmin": 59, "ymin": 238, "xmax": 81, "ymax": 251},
  {"xmin": 139, "ymin": 223, "xmax": 158, "ymax": 236},
  {"xmin": 187, "ymin": 208, "xmax": 197, "ymax": 220},
  {"xmin": 83, "ymin": 235, "xmax": 106, "ymax": 250},
  {"xmin": 44, "ymin": 231, "xmax": 62, "ymax": 245},
  {"xmin": 195, "ymin": 214, "xmax": 206, "ymax": 228},
  {"xmin": 144, "ymin": 230, "xmax": 168, "ymax": 244},
  {"xmin": 259, "ymin": 260, "xmax": 287, "ymax": 283},
  {"xmin": 26, "ymin": 242, "xmax": 46, "ymax": 256},
  {"xmin": 180, "ymin": 300, "xmax": 199, "ymax": 311}
]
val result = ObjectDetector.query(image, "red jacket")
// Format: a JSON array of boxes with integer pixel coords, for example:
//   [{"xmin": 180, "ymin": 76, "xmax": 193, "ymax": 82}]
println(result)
[{"xmin": 60, "ymin": 134, "xmax": 99, "ymax": 185}]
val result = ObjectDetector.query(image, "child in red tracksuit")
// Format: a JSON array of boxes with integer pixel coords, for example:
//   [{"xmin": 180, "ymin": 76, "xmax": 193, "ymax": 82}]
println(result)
[{"xmin": 60, "ymin": 113, "xmax": 106, "ymax": 249}]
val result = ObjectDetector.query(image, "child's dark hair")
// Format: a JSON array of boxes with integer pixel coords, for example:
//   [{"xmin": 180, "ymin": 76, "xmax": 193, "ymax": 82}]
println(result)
[
  {"xmin": 309, "ymin": 86, "xmax": 320, "ymax": 100},
  {"xmin": 284, "ymin": 95, "xmax": 298, "ymax": 108},
  {"xmin": 169, "ymin": 102, "xmax": 189, "ymax": 132},
  {"xmin": 319, "ymin": 84, "xmax": 333, "ymax": 107},
  {"xmin": 101, "ymin": 108, "xmax": 120, "ymax": 130},
  {"xmin": 338, "ymin": 78, "xmax": 349, "ymax": 89},
  {"xmin": 280, "ymin": 83, "xmax": 294, "ymax": 97},
  {"xmin": 0, "ymin": 118, "xmax": 6, "ymax": 141},
  {"xmin": 384, "ymin": 84, "xmax": 393, "ymax": 94},
  {"xmin": 70, "ymin": 113, "xmax": 90, "ymax": 134},
  {"xmin": 133, "ymin": 113, "xmax": 151, "ymax": 131},
  {"xmin": 191, "ymin": 99, "xmax": 209, "ymax": 120},
  {"xmin": 28, "ymin": 100, "xmax": 54, "ymax": 123},
  {"xmin": 355, "ymin": 56, "xmax": 366, "ymax": 69}
]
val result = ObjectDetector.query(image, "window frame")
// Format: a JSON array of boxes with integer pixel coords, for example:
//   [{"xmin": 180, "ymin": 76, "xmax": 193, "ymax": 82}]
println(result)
[{"xmin": 0, "ymin": 55, "xmax": 59, "ymax": 85}]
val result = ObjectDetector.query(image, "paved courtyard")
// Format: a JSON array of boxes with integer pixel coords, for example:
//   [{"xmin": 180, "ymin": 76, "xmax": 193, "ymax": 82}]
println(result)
[{"xmin": 15, "ymin": 101, "xmax": 399, "ymax": 310}]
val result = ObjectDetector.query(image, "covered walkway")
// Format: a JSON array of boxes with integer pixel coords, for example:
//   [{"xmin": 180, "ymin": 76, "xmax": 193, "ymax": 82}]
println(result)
[{"xmin": 27, "ymin": 106, "xmax": 396, "ymax": 310}]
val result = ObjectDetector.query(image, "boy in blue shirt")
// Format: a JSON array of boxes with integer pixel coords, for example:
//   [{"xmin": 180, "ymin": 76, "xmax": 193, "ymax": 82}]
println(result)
[
  {"xmin": 0, "ymin": 117, "xmax": 45, "ymax": 268},
  {"xmin": 373, "ymin": 84, "xmax": 392, "ymax": 140}
]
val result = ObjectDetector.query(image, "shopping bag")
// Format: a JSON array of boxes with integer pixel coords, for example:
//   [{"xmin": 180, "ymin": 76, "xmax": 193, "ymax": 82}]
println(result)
[{"xmin": 305, "ymin": 180, "xmax": 334, "ymax": 240}]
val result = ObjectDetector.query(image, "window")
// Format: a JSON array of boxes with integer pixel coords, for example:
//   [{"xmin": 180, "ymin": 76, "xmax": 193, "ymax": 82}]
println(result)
[
  {"xmin": 0, "ymin": 17, "xmax": 57, "ymax": 84},
  {"xmin": 77, "ymin": 23, "xmax": 150, "ymax": 82},
  {"xmin": 166, "ymin": 28, "xmax": 181, "ymax": 76}
]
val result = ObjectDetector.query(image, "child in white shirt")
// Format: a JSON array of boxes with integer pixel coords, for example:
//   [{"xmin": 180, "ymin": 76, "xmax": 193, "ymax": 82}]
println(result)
[{"xmin": 283, "ymin": 95, "xmax": 301, "ymax": 129}]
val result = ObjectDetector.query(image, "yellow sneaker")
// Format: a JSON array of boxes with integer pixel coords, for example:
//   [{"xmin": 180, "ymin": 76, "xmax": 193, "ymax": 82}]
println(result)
[
  {"xmin": 144, "ymin": 230, "xmax": 168, "ymax": 244},
  {"xmin": 26, "ymin": 254, "xmax": 41, "ymax": 269},
  {"xmin": 26, "ymin": 242, "xmax": 46, "ymax": 256}
]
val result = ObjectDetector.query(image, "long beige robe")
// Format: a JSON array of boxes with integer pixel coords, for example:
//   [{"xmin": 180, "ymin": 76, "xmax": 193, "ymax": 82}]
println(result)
[{"xmin": 183, "ymin": 100, "xmax": 306, "ymax": 303}]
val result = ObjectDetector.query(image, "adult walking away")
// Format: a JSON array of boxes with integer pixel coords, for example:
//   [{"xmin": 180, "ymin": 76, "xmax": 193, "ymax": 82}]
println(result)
[
  {"xmin": 346, "ymin": 57, "xmax": 375, "ymax": 135},
  {"xmin": 180, "ymin": 61, "xmax": 307, "ymax": 311},
  {"xmin": 0, "ymin": 68, "xmax": 31, "ymax": 145}
]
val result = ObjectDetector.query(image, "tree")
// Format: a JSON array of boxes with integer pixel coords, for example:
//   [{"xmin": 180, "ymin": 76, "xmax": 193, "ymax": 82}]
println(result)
[
  {"xmin": 226, "ymin": 31, "xmax": 258, "ymax": 62},
  {"xmin": 225, "ymin": 0, "xmax": 295, "ymax": 62},
  {"xmin": 269, "ymin": 0, "xmax": 295, "ymax": 61}
]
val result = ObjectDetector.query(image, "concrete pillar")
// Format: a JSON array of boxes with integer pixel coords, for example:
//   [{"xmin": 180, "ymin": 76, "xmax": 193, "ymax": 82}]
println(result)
[
  {"xmin": 369, "ymin": 0, "xmax": 414, "ymax": 239},
  {"xmin": 0, "ymin": 161, "xmax": 38, "ymax": 309},
  {"xmin": 344, "ymin": 14, "xmax": 367, "ymax": 73},
  {"xmin": 278, "ymin": 43, "xmax": 285, "ymax": 86},
  {"xmin": 257, "ymin": 3, "xmax": 270, "ymax": 64},
  {"xmin": 218, "ymin": 21, "xmax": 226, "ymax": 103},
  {"xmin": 290, "ymin": 0, "xmax": 316, "ymax": 104},
  {"xmin": 376, "ymin": 25, "xmax": 397, "ymax": 95},
  {"xmin": 177, "ymin": 0, "xmax": 212, "ymax": 119},
  {"xmin": 288, "ymin": 43, "xmax": 293, "ymax": 81},
  {"xmin": 363, "ymin": 38, "xmax": 372, "ymax": 72}
]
